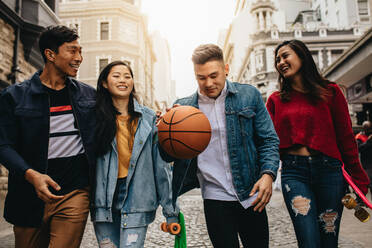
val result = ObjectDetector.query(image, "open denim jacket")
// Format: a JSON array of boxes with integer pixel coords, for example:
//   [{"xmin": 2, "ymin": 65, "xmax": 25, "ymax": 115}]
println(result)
[
  {"xmin": 165, "ymin": 81, "xmax": 280, "ymax": 203},
  {"xmin": 92, "ymin": 101, "xmax": 179, "ymax": 227}
]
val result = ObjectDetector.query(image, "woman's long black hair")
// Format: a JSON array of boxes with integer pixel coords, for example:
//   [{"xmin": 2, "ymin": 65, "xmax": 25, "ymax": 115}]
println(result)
[
  {"xmin": 274, "ymin": 39, "xmax": 332, "ymax": 102},
  {"xmin": 95, "ymin": 60, "xmax": 140, "ymax": 155}
]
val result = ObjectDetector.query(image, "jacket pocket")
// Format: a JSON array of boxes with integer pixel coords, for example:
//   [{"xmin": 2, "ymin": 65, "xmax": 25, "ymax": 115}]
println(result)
[
  {"xmin": 238, "ymin": 108, "xmax": 257, "ymax": 178},
  {"xmin": 76, "ymin": 100, "xmax": 96, "ymax": 129},
  {"xmin": 238, "ymin": 108, "xmax": 256, "ymax": 137},
  {"xmin": 323, "ymin": 156, "xmax": 342, "ymax": 169},
  {"xmin": 77, "ymin": 100, "xmax": 95, "ymax": 108}
]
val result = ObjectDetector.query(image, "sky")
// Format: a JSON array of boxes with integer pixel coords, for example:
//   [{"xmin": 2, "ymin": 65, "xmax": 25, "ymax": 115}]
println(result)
[{"xmin": 141, "ymin": 0, "xmax": 236, "ymax": 98}]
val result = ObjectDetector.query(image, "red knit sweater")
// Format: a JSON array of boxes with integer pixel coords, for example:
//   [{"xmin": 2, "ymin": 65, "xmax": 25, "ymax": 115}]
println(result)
[{"xmin": 266, "ymin": 83, "xmax": 370, "ymax": 194}]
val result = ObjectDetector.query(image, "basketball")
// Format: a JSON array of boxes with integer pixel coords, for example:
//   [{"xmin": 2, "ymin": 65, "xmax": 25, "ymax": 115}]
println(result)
[{"xmin": 157, "ymin": 106, "xmax": 212, "ymax": 159}]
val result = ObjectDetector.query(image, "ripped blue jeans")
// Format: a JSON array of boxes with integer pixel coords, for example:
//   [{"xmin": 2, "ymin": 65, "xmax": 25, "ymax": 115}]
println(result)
[
  {"xmin": 94, "ymin": 178, "xmax": 148, "ymax": 248},
  {"xmin": 281, "ymin": 154, "xmax": 346, "ymax": 248}
]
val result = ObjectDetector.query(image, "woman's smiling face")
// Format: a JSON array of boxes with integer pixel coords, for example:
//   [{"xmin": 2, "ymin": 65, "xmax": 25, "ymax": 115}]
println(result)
[
  {"xmin": 275, "ymin": 45, "xmax": 302, "ymax": 80},
  {"xmin": 103, "ymin": 64, "xmax": 134, "ymax": 100}
]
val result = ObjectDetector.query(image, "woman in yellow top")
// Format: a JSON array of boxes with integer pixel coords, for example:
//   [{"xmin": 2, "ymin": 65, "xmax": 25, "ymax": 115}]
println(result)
[{"xmin": 92, "ymin": 61, "xmax": 179, "ymax": 248}]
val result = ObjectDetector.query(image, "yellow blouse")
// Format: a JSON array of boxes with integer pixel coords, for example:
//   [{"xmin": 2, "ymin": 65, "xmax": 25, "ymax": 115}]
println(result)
[{"xmin": 116, "ymin": 115, "xmax": 138, "ymax": 178}]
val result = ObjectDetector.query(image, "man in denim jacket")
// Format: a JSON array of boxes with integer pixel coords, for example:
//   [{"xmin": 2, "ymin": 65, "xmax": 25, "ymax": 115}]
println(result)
[{"xmin": 162, "ymin": 44, "xmax": 279, "ymax": 248}]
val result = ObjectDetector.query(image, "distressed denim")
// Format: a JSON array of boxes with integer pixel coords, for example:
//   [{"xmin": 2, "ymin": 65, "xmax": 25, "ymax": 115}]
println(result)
[
  {"xmin": 94, "ymin": 178, "xmax": 148, "ymax": 248},
  {"xmin": 281, "ymin": 154, "xmax": 346, "ymax": 248}
]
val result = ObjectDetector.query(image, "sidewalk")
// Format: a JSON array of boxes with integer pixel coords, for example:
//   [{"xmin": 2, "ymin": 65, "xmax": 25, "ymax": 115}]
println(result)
[{"xmin": 0, "ymin": 189, "xmax": 371, "ymax": 247}]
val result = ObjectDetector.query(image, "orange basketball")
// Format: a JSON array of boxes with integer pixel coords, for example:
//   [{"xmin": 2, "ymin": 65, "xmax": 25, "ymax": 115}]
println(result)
[{"xmin": 157, "ymin": 106, "xmax": 212, "ymax": 159}]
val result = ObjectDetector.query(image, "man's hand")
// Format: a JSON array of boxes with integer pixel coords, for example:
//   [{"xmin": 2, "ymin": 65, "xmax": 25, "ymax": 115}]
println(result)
[
  {"xmin": 250, "ymin": 174, "xmax": 273, "ymax": 212},
  {"xmin": 25, "ymin": 169, "xmax": 64, "ymax": 203},
  {"xmin": 156, "ymin": 104, "xmax": 181, "ymax": 126}
]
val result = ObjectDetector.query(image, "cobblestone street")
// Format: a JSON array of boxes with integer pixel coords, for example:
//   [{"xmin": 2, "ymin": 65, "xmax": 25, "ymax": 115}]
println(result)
[{"xmin": 1, "ymin": 189, "xmax": 370, "ymax": 247}]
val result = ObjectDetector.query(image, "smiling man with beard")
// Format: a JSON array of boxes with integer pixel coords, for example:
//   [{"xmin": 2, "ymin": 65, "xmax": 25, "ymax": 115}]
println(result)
[{"xmin": 0, "ymin": 26, "xmax": 96, "ymax": 248}]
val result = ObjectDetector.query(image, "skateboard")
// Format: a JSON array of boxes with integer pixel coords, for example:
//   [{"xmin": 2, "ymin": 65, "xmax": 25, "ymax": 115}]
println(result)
[
  {"xmin": 341, "ymin": 164, "xmax": 372, "ymax": 222},
  {"xmin": 160, "ymin": 211, "xmax": 187, "ymax": 248}
]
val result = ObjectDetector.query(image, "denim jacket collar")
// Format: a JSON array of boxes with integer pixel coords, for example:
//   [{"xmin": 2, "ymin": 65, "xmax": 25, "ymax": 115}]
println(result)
[
  {"xmin": 111, "ymin": 99, "xmax": 152, "ymax": 166},
  {"xmin": 133, "ymin": 99, "xmax": 143, "ymax": 115}
]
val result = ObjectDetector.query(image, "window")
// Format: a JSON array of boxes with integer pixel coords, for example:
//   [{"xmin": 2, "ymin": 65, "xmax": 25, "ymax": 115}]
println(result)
[
  {"xmin": 99, "ymin": 59, "xmax": 109, "ymax": 73},
  {"xmin": 255, "ymin": 50, "xmax": 264, "ymax": 72},
  {"xmin": 44, "ymin": 0, "xmax": 56, "ymax": 11},
  {"xmin": 96, "ymin": 55, "xmax": 112, "ymax": 77},
  {"xmin": 100, "ymin": 22, "xmax": 109, "ymax": 40},
  {"xmin": 316, "ymin": 7, "xmax": 321, "ymax": 21},
  {"xmin": 358, "ymin": 0, "xmax": 370, "ymax": 22}
]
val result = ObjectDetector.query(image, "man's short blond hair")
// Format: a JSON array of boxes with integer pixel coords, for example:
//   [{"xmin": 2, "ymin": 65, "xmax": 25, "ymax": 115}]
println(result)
[{"xmin": 191, "ymin": 44, "xmax": 224, "ymax": 65}]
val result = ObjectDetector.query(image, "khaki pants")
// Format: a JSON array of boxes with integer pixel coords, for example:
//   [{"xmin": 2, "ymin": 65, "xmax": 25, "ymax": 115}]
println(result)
[{"xmin": 14, "ymin": 188, "xmax": 90, "ymax": 248}]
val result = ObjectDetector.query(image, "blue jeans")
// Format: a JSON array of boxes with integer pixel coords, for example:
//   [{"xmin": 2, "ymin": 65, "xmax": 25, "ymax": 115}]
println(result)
[
  {"xmin": 94, "ymin": 178, "xmax": 148, "ymax": 248},
  {"xmin": 281, "ymin": 154, "xmax": 346, "ymax": 248}
]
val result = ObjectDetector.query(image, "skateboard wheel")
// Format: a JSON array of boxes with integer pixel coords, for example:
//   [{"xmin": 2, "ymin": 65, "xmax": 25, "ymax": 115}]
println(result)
[
  {"xmin": 160, "ymin": 222, "xmax": 168, "ymax": 232},
  {"xmin": 169, "ymin": 223, "xmax": 181, "ymax": 235},
  {"xmin": 342, "ymin": 195, "xmax": 357, "ymax": 209},
  {"xmin": 354, "ymin": 207, "xmax": 370, "ymax": 222}
]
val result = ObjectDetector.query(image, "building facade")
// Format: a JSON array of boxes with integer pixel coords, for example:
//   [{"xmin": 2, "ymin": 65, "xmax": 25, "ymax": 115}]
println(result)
[
  {"xmin": 324, "ymin": 27, "xmax": 372, "ymax": 126},
  {"xmin": 221, "ymin": 0, "xmax": 370, "ymax": 101},
  {"xmin": 151, "ymin": 31, "xmax": 176, "ymax": 110},
  {"xmin": 59, "ymin": 0, "xmax": 157, "ymax": 108},
  {"xmin": 0, "ymin": 0, "xmax": 60, "ymax": 193}
]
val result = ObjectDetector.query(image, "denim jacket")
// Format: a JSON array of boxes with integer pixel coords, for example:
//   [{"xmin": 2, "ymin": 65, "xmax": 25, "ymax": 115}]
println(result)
[
  {"xmin": 91, "ymin": 101, "xmax": 179, "ymax": 228},
  {"xmin": 168, "ymin": 81, "xmax": 279, "ymax": 202},
  {"xmin": 0, "ymin": 71, "xmax": 96, "ymax": 227}
]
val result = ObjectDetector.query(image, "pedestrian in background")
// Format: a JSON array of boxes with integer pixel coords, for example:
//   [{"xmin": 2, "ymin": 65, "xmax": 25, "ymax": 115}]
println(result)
[
  {"xmin": 160, "ymin": 44, "xmax": 280, "ymax": 248},
  {"xmin": 356, "ymin": 120, "xmax": 372, "ymax": 195},
  {"xmin": 92, "ymin": 61, "xmax": 179, "ymax": 248},
  {"xmin": 266, "ymin": 39, "xmax": 370, "ymax": 248},
  {"xmin": 0, "ymin": 26, "xmax": 96, "ymax": 248}
]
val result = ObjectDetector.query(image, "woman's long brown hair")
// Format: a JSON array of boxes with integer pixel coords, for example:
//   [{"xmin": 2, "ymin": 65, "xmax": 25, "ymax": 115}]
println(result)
[{"xmin": 96, "ymin": 61, "xmax": 140, "ymax": 155}]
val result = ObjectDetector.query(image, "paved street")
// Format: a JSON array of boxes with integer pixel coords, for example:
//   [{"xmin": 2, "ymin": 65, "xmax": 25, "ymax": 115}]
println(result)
[{"xmin": 1, "ymin": 189, "xmax": 371, "ymax": 247}]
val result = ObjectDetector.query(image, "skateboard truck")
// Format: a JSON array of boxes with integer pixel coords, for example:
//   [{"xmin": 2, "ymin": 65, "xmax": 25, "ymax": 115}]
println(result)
[
  {"xmin": 341, "ymin": 164, "xmax": 372, "ymax": 223},
  {"xmin": 160, "ymin": 222, "xmax": 181, "ymax": 235},
  {"xmin": 342, "ymin": 194, "xmax": 370, "ymax": 222}
]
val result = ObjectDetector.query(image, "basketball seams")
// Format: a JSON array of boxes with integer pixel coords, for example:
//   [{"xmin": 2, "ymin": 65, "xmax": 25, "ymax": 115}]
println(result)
[
  {"xmin": 161, "ymin": 111, "xmax": 204, "ymax": 125},
  {"xmin": 169, "ymin": 110, "xmax": 177, "ymax": 157},
  {"xmin": 160, "ymin": 138, "xmax": 202, "ymax": 153},
  {"xmin": 157, "ymin": 106, "xmax": 212, "ymax": 159}
]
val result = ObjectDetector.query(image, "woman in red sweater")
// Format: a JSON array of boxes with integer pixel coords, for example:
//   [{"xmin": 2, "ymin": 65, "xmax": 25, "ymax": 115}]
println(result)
[{"xmin": 266, "ymin": 39, "xmax": 370, "ymax": 248}]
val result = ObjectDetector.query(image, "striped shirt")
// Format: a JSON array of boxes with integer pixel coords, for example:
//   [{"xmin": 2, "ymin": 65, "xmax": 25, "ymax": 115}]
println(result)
[{"xmin": 44, "ymin": 85, "xmax": 89, "ymax": 195}]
